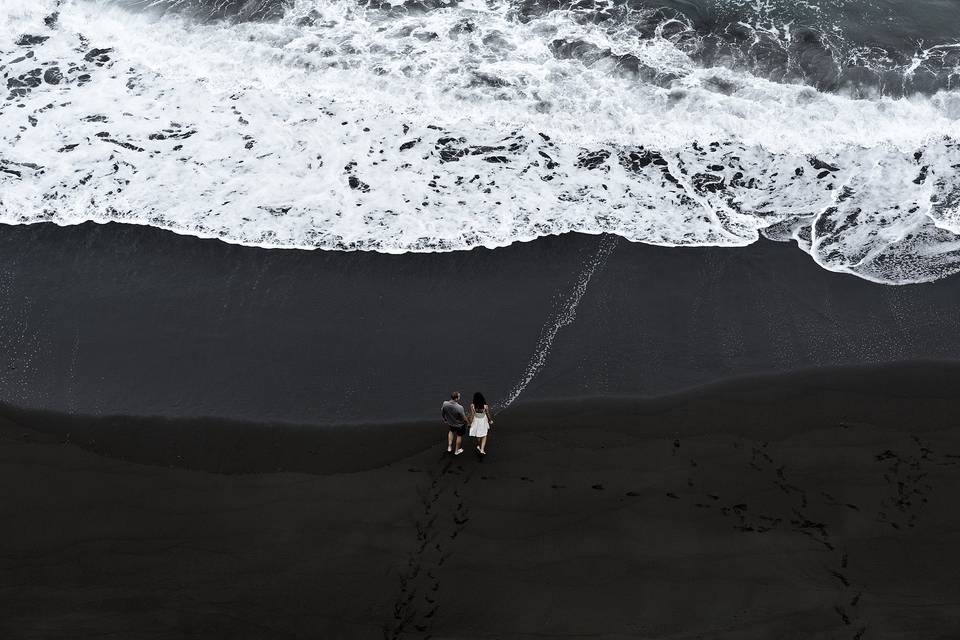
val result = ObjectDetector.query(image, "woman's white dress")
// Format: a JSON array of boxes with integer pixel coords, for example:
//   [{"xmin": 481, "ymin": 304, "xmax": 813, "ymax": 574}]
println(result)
[{"xmin": 469, "ymin": 406, "xmax": 490, "ymax": 438}]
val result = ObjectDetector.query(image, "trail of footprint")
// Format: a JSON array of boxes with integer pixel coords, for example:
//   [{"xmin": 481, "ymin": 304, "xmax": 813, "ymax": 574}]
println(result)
[
  {"xmin": 388, "ymin": 456, "xmax": 449, "ymax": 639},
  {"xmin": 388, "ymin": 452, "xmax": 478, "ymax": 639},
  {"xmin": 874, "ymin": 435, "xmax": 941, "ymax": 532},
  {"xmin": 667, "ymin": 438, "xmax": 870, "ymax": 637}
]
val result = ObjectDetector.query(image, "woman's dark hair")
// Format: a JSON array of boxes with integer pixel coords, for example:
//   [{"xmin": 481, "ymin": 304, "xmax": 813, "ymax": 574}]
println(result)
[{"xmin": 472, "ymin": 392, "xmax": 486, "ymax": 412}]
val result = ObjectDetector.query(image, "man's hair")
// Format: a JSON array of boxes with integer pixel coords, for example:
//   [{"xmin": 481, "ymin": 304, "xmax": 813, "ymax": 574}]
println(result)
[{"xmin": 451, "ymin": 391, "xmax": 460, "ymax": 400}]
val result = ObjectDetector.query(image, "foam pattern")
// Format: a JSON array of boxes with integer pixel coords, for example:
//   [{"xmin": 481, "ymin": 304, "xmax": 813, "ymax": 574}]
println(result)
[{"xmin": 2, "ymin": 0, "xmax": 960, "ymax": 282}]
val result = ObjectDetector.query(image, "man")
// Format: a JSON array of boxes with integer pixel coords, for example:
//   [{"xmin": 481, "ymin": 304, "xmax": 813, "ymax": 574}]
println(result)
[{"xmin": 441, "ymin": 391, "xmax": 468, "ymax": 455}]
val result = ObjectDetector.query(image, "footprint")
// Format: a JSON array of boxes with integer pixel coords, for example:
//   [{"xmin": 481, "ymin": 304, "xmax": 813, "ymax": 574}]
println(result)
[
  {"xmin": 830, "ymin": 570, "xmax": 850, "ymax": 587},
  {"xmin": 666, "ymin": 492, "xmax": 679, "ymax": 499},
  {"xmin": 775, "ymin": 481, "xmax": 801, "ymax": 495},
  {"xmin": 625, "ymin": 491, "xmax": 640, "ymax": 497},
  {"xmin": 834, "ymin": 605, "xmax": 851, "ymax": 626},
  {"xmin": 592, "ymin": 484, "xmax": 605, "ymax": 491}
]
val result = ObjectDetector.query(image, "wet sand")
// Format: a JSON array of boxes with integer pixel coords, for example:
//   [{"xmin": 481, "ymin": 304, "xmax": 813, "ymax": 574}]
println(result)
[{"xmin": 2, "ymin": 223, "xmax": 960, "ymax": 425}]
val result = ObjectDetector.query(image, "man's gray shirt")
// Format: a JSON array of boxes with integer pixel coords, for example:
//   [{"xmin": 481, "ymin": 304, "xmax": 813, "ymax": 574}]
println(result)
[{"xmin": 441, "ymin": 400, "xmax": 467, "ymax": 428}]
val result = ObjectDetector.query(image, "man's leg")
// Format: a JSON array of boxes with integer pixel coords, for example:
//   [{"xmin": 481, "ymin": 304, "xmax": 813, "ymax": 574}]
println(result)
[{"xmin": 447, "ymin": 429, "xmax": 454, "ymax": 451}]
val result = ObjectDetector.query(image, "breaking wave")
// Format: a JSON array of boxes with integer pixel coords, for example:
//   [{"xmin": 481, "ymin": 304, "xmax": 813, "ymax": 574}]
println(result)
[{"xmin": 2, "ymin": 0, "xmax": 960, "ymax": 283}]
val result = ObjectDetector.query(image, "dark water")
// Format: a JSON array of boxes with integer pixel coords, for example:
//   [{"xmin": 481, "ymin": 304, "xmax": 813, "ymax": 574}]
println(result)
[
  {"xmin": 131, "ymin": 0, "xmax": 960, "ymax": 96},
  {"xmin": 511, "ymin": 0, "xmax": 960, "ymax": 96}
]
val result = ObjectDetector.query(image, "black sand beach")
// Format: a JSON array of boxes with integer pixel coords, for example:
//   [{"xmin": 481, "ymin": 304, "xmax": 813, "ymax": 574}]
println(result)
[
  {"xmin": 3, "ymin": 364, "xmax": 960, "ymax": 639},
  {"xmin": 2, "ymin": 224, "xmax": 960, "ymax": 638},
  {"xmin": 6, "ymin": 0, "xmax": 960, "ymax": 633}
]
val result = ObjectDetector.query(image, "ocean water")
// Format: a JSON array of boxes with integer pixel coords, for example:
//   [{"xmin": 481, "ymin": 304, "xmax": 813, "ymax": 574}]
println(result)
[{"xmin": 2, "ymin": 0, "xmax": 960, "ymax": 283}]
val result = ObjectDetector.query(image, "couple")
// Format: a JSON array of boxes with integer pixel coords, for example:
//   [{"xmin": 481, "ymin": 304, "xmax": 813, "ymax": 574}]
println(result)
[{"xmin": 441, "ymin": 391, "xmax": 493, "ymax": 456}]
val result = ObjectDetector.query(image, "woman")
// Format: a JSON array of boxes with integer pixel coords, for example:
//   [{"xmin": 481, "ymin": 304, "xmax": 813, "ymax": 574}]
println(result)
[{"xmin": 468, "ymin": 391, "xmax": 493, "ymax": 455}]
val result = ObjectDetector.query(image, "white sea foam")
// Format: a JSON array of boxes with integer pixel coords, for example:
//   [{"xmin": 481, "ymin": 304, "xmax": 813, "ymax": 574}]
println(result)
[{"xmin": 2, "ymin": 0, "xmax": 960, "ymax": 283}]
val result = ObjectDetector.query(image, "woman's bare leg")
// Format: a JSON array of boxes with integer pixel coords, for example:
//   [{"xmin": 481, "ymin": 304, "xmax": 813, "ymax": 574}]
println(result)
[{"xmin": 479, "ymin": 435, "xmax": 487, "ymax": 453}]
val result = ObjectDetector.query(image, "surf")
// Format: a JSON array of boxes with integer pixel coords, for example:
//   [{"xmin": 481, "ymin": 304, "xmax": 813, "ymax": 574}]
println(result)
[{"xmin": 2, "ymin": 0, "xmax": 960, "ymax": 283}]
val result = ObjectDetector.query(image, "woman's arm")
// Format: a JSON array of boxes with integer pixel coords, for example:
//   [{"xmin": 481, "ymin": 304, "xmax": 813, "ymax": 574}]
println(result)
[
  {"xmin": 467, "ymin": 404, "xmax": 476, "ymax": 424},
  {"xmin": 485, "ymin": 406, "xmax": 493, "ymax": 424}
]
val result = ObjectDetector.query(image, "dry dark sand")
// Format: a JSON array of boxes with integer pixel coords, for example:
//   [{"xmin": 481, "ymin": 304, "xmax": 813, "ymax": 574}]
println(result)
[{"xmin": 3, "ymin": 363, "xmax": 960, "ymax": 639}]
